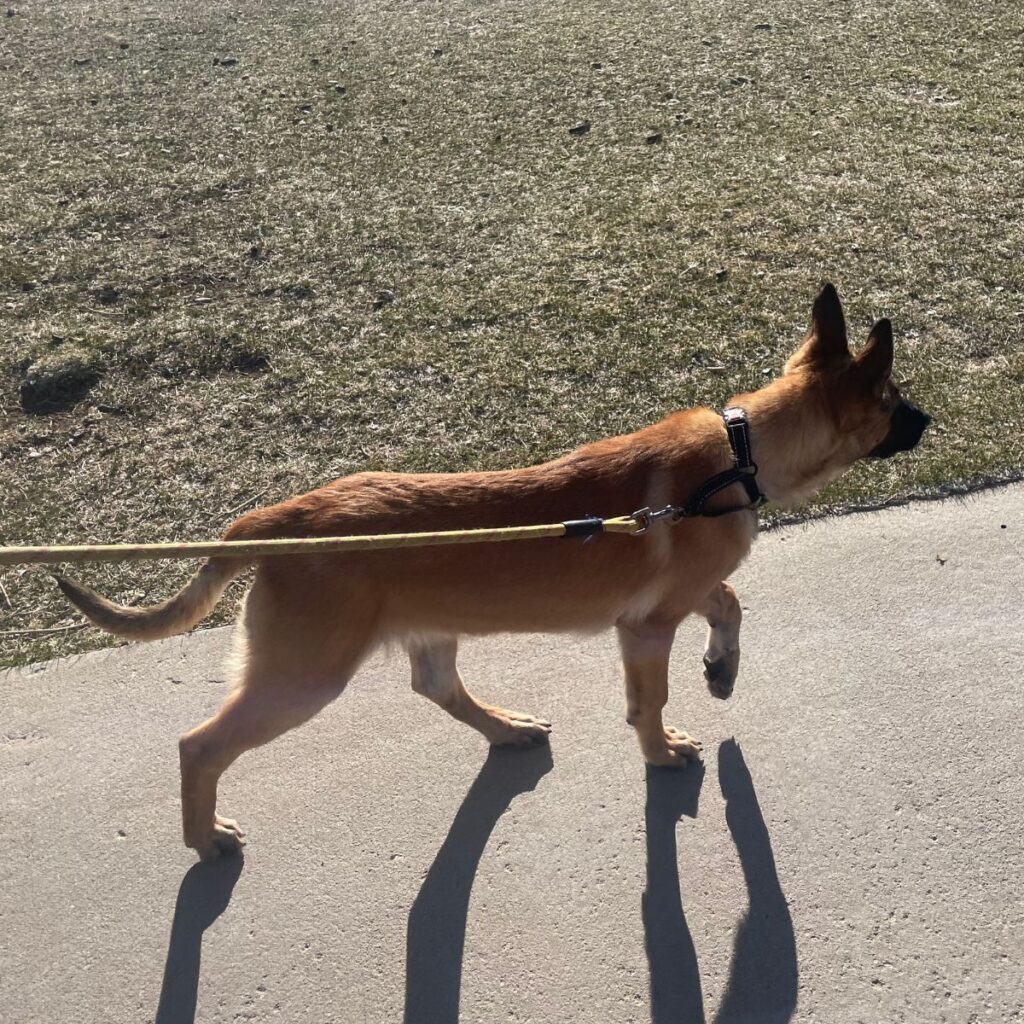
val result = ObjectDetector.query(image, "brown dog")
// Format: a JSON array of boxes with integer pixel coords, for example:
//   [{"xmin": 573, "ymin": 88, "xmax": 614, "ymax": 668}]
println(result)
[{"xmin": 58, "ymin": 284, "xmax": 929, "ymax": 860}]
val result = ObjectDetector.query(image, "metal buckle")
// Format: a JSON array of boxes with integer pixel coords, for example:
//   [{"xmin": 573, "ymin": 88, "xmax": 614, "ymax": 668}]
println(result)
[
  {"xmin": 631, "ymin": 507, "xmax": 653, "ymax": 534},
  {"xmin": 630, "ymin": 505, "xmax": 679, "ymax": 535}
]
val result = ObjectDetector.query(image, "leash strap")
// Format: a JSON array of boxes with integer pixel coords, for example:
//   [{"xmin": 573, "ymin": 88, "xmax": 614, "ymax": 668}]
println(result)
[{"xmin": 0, "ymin": 412, "xmax": 766, "ymax": 566}]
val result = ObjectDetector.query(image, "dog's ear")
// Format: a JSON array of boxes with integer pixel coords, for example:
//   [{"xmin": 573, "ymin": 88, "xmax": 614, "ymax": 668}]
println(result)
[
  {"xmin": 806, "ymin": 283, "xmax": 849, "ymax": 358},
  {"xmin": 785, "ymin": 283, "xmax": 850, "ymax": 371},
  {"xmin": 856, "ymin": 317, "xmax": 894, "ymax": 385}
]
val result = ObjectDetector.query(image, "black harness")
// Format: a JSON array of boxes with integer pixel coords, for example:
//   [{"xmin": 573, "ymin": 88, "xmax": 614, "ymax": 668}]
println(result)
[
  {"xmin": 562, "ymin": 407, "xmax": 768, "ymax": 539},
  {"xmin": 675, "ymin": 406, "xmax": 766, "ymax": 518}
]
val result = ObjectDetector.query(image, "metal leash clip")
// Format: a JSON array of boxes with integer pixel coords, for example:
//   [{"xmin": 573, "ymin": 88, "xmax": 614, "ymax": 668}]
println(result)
[{"xmin": 629, "ymin": 505, "xmax": 681, "ymax": 535}]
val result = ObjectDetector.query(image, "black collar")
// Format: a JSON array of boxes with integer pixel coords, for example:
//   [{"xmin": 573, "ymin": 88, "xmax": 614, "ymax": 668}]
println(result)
[{"xmin": 676, "ymin": 407, "xmax": 767, "ymax": 518}]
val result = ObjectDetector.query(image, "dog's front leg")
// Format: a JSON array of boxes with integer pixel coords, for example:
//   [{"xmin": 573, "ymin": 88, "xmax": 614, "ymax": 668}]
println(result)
[
  {"xmin": 697, "ymin": 582, "xmax": 741, "ymax": 700},
  {"xmin": 617, "ymin": 619, "xmax": 702, "ymax": 766}
]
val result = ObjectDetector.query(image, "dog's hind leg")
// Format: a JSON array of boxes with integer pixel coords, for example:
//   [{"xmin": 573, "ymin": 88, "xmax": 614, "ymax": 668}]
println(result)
[
  {"xmin": 697, "ymin": 582, "xmax": 741, "ymax": 700},
  {"xmin": 178, "ymin": 682, "xmax": 342, "ymax": 859},
  {"xmin": 408, "ymin": 636, "xmax": 551, "ymax": 747},
  {"xmin": 617, "ymin": 618, "xmax": 702, "ymax": 766},
  {"xmin": 177, "ymin": 577, "xmax": 377, "ymax": 860}
]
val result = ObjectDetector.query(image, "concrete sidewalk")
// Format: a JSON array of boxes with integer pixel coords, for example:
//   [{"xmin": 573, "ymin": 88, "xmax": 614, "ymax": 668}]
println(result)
[{"xmin": 2, "ymin": 486, "xmax": 1021, "ymax": 1023}]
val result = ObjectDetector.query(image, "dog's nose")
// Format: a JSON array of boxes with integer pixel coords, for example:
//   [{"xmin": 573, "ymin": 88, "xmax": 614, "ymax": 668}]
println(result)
[{"xmin": 906, "ymin": 402, "xmax": 931, "ymax": 443}]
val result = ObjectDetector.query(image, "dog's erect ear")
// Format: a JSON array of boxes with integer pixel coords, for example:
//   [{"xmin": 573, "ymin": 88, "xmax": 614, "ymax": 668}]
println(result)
[
  {"xmin": 806, "ymin": 283, "xmax": 849, "ymax": 359},
  {"xmin": 856, "ymin": 318, "xmax": 894, "ymax": 383},
  {"xmin": 785, "ymin": 283, "xmax": 851, "ymax": 373}
]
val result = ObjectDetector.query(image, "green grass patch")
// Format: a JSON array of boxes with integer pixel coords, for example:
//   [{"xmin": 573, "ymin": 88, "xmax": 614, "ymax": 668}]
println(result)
[{"xmin": 2, "ymin": 0, "xmax": 1022, "ymax": 667}]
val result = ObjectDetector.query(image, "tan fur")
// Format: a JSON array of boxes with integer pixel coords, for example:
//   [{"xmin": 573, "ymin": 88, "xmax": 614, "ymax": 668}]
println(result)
[{"xmin": 57, "ymin": 286, "xmax": 922, "ymax": 859}]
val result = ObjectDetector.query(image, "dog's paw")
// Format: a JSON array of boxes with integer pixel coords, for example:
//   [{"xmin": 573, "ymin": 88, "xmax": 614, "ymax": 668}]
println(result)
[
  {"xmin": 193, "ymin": 815, "xmax": 246, "ymax": 861},
  {"xmin": 484, "ymin": 707, "xmax": 552, "ymax": 747},
  {"xmin": 703, "ymin": 650, "xmax": 738, "ymax": 699},
  {"xmin": 645, "ymin": 726, "xmax": 703, "ymax": 767}
]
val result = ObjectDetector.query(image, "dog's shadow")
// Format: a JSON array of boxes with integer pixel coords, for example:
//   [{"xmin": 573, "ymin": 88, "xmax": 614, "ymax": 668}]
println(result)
[
  {"xmin": 154, "ymin": 854, "xmax": 244, "ymax": 1024},
  {"xmin": 643, "ymin": 739, "xmax": 798, "ymax": 1024},
  {"xmin": 644, "ymin": 759, "xmax": 707, "ymax": 1023},
  {"xmin": 713, "ymin": 738, "xmax": 798, "ymax": 1023},
  {"xmin": 403, "ymin": 744, "xmax": 554, "ymax": 1024}
]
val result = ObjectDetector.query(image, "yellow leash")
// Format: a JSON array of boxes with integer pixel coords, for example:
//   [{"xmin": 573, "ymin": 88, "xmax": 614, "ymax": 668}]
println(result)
[{"xmin": 0, "ymin": 509, "xmax": 670, "ymax": 567}]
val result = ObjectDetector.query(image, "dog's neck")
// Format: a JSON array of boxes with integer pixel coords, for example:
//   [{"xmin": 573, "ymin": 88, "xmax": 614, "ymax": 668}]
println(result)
[{"xmin": 736, "ymin": 376, "xmax": 847, "ymax": 509}]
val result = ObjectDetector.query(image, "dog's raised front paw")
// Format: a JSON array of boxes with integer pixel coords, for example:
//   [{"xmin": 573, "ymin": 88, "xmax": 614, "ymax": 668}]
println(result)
[{"xmin": 703, "ymin": 651, "xmax": 738, "ymax": 699}]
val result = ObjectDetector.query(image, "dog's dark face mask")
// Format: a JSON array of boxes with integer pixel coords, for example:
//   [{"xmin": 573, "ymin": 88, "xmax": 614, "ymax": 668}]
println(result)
[{"xmin": 868, "ymin": 398, "xmax": 931, "ymax": 459}]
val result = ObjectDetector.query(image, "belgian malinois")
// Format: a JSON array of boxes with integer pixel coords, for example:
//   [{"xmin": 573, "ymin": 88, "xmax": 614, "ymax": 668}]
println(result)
[{"xmin": 58, "ymin": 284, "xmax": 929, "ymax": 859}]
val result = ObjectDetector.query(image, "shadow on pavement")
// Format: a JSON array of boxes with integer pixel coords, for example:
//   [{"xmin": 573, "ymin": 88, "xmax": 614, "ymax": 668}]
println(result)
[
  {"xmin": 714, "ymin": 739, "xmax": 798, "ymax": 1024},
  {"xmin": 403, "ymin": 744, "xmax": 554, "ymax": 1024},
  {"xmin": 643, "ymin": 761, "xmax": 707, "ymax": 1024},
  {"xmin": 154, "ymin": 854, "xmax": 244, "ymax": 1024}
]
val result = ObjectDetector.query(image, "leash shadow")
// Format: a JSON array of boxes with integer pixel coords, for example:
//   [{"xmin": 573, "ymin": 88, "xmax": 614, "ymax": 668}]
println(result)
[
  {"xmin": 403, "ymin": 744, "xmax": 554, "ymax": 1024},
  {"xmin": 643, "ymin": 761, "xmax": 707, "ymax": 1024},
  {"xmin": 154, "ymin": 854, "xmax": 244, "ymax": 1024},
  {"xmin": 713, "ymin": 739, "xmax": 798, "ymax": 1024}
]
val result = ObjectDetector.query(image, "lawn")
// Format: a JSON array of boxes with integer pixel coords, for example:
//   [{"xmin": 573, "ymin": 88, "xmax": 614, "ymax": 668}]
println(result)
[{"xmin": 1, "ymin": 0, "xmax": 1022, "ymax": 667}]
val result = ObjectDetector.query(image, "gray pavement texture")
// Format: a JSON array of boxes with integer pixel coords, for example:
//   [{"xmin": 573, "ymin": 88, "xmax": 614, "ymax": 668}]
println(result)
[{"xmin": 2, "ymin": 484, "xmax": 1022, "ymax": 1024}]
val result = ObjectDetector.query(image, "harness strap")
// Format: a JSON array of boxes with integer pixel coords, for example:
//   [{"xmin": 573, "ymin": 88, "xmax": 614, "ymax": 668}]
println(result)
[{"xmin": 676, "ymin": 407, "xmax": 767, "ymax": 518}]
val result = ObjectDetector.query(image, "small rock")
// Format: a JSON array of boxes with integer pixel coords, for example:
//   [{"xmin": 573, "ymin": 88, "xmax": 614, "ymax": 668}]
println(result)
[
  {"xmin": 95, "ymin": 285, "xmax": 120, "ymax": 305},
  {"xmin": 936, "ymin": 553, "xmax": 947, "ymax": 565},
  {"xmin": 645, "ymin": 132, "xmax": 663, "ymax": 144},
  {"xmin": 730, "ymin": 76, "xmax": 751, "ymax": 86},
  {"xmin": 715, "ymin": 268, "xmax": 728, "ymax": 281},
  {"xmin": 333, "ymin": 84, "xmax": 346, "ymax": 94},
  {"xmin": 215, "ymin": 57, "xmax": 238, "ymax": 67},
  {"xmin": 755, "ymin": 22, "xmax": 772, "ymax": 30},
  {"xmin": 119, "ymin": 42, "xmax": 129, "ymax": 50},
  {"xmin": 21, "ymin": 281, "xmax": 35, "ymax": 292},
  {"xmin": 568, "ymin": 121, "xmax": 591, "ymax": 136},
  {"xmin": 373, "ymin": 290, "xmax": 395, "ymax": 309},
  {"xmin": 432, "ymin": 47, "xmax": 443, "ymax": 57},
  {"xmin": 591, "ymin": 61, "xmax": 603, "ymax": 70},
  {"xmin": 299, "ymin": 103, "xmax": 312, "ymax": 112},
  {"xmin": 117, "ymin": 829, "xmax": 127, "ymax": 838},
  {"xmin": 73, "ymin": 57, "xmax": 92, "ymax": 67}
]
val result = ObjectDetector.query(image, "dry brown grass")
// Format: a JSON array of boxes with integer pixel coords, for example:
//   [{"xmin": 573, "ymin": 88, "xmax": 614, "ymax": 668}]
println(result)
[{"xmin": 2, "ymin": 0, "xmax": 1022, "ymax": 667}]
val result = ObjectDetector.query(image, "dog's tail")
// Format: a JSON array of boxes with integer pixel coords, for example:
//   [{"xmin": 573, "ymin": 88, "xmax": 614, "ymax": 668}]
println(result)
[
  {"xmin": 54, "ymin": 555, "xmax": 247, "ymax": 641},
  {"xmin": 53, "ymin": 501, "xmax": 333, "ymax": 641}
]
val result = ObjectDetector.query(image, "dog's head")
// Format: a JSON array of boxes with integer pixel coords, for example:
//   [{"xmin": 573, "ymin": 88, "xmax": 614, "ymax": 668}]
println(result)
[{"xmin": 784, "ymin": 283, "xmax": 931, "ymax": 465}]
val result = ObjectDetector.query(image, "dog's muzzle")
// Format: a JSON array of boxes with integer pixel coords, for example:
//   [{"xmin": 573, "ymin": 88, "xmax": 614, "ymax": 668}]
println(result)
[{"xmin": 869, "ymin": 399, "xmax": 931, "ymax": 459}]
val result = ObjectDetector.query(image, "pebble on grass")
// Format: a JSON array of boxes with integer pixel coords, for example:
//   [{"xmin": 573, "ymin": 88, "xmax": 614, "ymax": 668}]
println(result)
[{"xmin": 569, "ymin": 121, "xmax": 591, "ymax": 136}]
